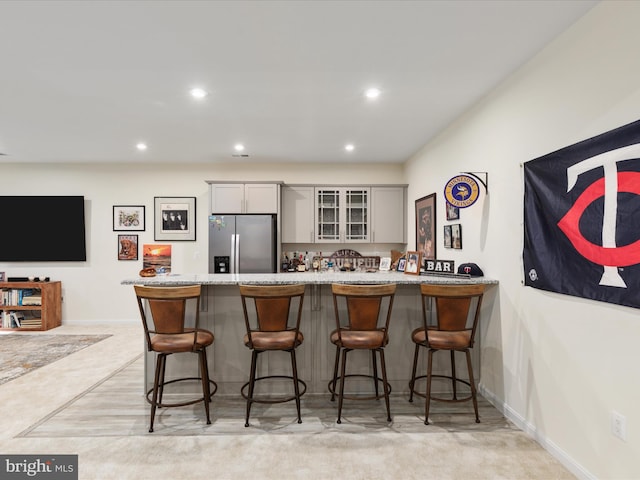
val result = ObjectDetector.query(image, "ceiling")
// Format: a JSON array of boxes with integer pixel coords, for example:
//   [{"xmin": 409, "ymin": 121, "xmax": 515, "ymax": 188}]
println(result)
[{"xmin": 0, "ymin": 0, "xmax": 598, "ymax": 165}]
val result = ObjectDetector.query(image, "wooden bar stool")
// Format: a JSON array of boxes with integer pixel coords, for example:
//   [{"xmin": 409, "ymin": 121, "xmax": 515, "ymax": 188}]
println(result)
[
  {"xmin": 408, "ymin": 283, "xmax": 485, "ymax": 424},
  {"xmin": 329, "ymin": 283, "xmax": 396, "ymax": 424},
  {"xmin": 239, "ymin": 284, "xmax": 307, "ymax": 427},
  {"xmin": 135, "ymin": 284, "xmax": 217, "ymax": 433}
]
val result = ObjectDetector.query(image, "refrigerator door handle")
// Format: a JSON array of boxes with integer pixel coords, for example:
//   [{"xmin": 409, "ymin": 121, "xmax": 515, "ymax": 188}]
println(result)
[
  {"xmin": 235, "ymin": 233, "xmax": 240, "ymax": 273},
  {"xmin": 231, "ymin": 234, "xmax": 237, "ymax": 274}
]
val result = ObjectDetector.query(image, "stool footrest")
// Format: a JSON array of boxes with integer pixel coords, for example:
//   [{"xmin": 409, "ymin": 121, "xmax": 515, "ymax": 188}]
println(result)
[
  {"xmin": 146, "ymin": 376, "xmax": 217, "ymax": 408},
  {"xmin": 328, "ymin": 374, "xmax": 392, "ymax": 401},
  {"xmin": 409, "ymin": 374, "xmax": 473, "ymax": 402},
  {"xmin": 241, "ymin": 375, "xmax": 307, "ymax": 404}
]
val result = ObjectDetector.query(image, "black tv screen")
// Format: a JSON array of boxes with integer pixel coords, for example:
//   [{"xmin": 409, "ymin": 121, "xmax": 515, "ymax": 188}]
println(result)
[{"xmin": 0, "ymin": 196, "xmax": 87, "ymax": 262}]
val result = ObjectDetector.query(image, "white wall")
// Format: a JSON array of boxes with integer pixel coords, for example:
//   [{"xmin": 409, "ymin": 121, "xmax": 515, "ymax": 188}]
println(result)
[
  {"xmin": 0, "ymin": 162, "xmax": 404, "ymax": 323},
  {"xmin": 404, "ymin": 2, "xmax": 639, "ymax": 478}
]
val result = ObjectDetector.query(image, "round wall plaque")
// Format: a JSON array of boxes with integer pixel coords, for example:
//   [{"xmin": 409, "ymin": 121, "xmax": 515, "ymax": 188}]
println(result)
[{"xmin": 444, "ymin": 174, "xmax": 480, "ymax": 208}]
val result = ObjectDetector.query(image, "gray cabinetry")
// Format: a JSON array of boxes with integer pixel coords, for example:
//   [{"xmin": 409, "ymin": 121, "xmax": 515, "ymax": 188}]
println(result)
[
  {"xmin": 208, "ymin": 182, "xmax": 280, "ymax": 213},
  {"xmin": 281, "ymin": 185, "xmax": 315, "ymax": 243}
]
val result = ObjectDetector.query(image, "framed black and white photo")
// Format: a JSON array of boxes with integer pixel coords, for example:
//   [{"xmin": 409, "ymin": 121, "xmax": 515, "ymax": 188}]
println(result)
[
  {"xmin": 444, "ymin": 225, "xmax": 452, "ymax": 248},
  {"xmin": 446, "ymin": 202, "xmax": 460, "ymax": 221},
  {"xmin": 113, "ymin": 205, "xmax": 145, "ymax": 231},
  {"xmin": 451, "ymin": 223, "xmax": 462, "ymax": 249},
  {"xmin": 154, "ymin": 197, "xmax": 196, "ymax": 241}
]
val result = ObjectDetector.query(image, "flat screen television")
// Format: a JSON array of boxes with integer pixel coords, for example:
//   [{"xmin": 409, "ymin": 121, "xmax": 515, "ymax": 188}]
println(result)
[{"xmin": 0, "ymin": 196, "xmax": 87, "ymax": 262}]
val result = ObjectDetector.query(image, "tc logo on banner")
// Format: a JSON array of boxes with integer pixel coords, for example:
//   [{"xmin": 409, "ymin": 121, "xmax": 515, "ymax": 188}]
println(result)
[{"xmin": 523, "ymin": 119, "xmax": 640, "ymax": 309}]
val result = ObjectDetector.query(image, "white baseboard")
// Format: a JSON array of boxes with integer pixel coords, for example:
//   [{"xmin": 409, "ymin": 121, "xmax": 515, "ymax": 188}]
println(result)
[
  {"xmin": 478, "ymin": 383, "xmax": 596, "ymax": 480},
  {"xmin": 61, "ymin": 318, "xmax": 139, "ymax": 326}
]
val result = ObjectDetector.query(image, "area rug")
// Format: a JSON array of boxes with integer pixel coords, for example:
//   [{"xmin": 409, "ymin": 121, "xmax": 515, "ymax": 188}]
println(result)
[{"xmin": 0, "ymin": 334, "xmax": 111, "ymax": 385}]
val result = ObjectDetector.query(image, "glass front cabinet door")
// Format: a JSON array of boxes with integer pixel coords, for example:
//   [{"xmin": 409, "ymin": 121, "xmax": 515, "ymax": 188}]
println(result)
[{"xmin": 315, "ymin": 187, "xmax": 369, "ymax": 243}]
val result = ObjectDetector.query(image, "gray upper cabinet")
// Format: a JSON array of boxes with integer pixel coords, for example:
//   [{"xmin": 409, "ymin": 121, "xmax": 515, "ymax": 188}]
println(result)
[
  {"xmin": 209, "ymin": 182, "xmax": 280, "ymax": 214},
  {"xmin": 315, "ymin": 187, "xmax": 370, "ymax": 243},
  {"xmin": 281, "ymin": 185, "xmax": 315, "ymax": 243},
  {"xmin": 370, "ymin": 186, "xmax": 406, "ymax": 243},
  {"xmin": 281, "ymin": 184, "xmax": 406, "ymax": 244}
]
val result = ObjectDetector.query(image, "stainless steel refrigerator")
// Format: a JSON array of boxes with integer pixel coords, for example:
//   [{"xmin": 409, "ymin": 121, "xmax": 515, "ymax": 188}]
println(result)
[{"xmin": 208, "ymin": 214, "xmax": 277, "ymax": 273}]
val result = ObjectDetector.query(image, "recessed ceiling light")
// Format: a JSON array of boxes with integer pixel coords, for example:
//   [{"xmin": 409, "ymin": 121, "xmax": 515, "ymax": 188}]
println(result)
[
  {"xmin": 234, "ymin": 144, "xmax": 245, "ymax": 152},
  {"xmin": 190, "ymin": 87, "xmax": 208, "ymax": 99},
  {"xmin": 345, "ymin": 144, "xmax": 355, "ymax": 152},
  {"xmin": 136, "ymin": 142, "xmax": 148, "ymax": 151},
  {"xmin": 364, "ymin": 88, "xmax": 381, "ymax": 99}
]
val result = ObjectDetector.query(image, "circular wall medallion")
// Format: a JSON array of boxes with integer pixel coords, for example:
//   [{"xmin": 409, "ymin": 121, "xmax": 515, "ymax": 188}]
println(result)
[{"xmin": 444, "ymin": 174, "xmax": 480, "ymax": 208}]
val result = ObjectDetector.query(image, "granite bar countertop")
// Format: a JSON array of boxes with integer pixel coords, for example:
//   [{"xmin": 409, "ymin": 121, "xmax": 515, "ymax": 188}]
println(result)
[{"xmin": 121, "ymin": 271, "xmax": 498, "ymax": 286}]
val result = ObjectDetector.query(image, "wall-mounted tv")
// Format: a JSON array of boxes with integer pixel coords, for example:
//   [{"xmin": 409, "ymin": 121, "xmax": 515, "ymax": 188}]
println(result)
[{"xmin": 0, "ymin": 196, "xmax": 87, "ymax": 262}]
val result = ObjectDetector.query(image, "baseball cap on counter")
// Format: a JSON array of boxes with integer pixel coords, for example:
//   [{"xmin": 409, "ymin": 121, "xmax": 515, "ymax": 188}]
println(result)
[{"xmin": 457, "ymin": 263, "xmax": 484, "ymax": 277}]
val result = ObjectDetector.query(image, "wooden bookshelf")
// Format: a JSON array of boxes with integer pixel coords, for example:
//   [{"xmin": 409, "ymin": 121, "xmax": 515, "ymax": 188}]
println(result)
[{"xmin": 0, "ymin": 281, "xmax": 62, "ymax": 331}]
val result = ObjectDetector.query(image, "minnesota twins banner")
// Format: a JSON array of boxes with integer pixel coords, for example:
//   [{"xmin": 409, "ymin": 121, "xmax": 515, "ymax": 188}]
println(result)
[{"xmin": 523, "ymin": 119, "xmax": 640, "ymax": 309}]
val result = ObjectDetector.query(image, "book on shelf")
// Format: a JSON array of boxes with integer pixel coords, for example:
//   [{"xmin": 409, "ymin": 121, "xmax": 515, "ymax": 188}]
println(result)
[{"xmin": 1, "ymin": 288, "xmax": 42, "ymax": 306}]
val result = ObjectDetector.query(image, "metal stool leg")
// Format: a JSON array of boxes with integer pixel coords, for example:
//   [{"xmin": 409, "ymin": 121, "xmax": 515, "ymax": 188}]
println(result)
[
  {"xmin": 465, "ymin": 349, "xmax": 480, "ymax": 423},
  {"xmin": 330, "ymin": 344, "xmax": 340, "ymax": 401},
  {"xmin": 408, "ymin": 343, "xmax": 420, "ymax": 402},
  {"xmin": 371, "ymin": 350, "xmax": 379, "ymax": 398},
  {"xmin": 378, "ymin": 348, "xmax": 391, "ymax": 422},
  {"xmin": 199, "ymin": 349, "xmax": 211, "ymax": 425},
  {"xmin": 290, "ymin": 350, "xmax": 302, "ymax": 424},
  {"xmin": 337, "ymin": 348, "xmax": 348, "ymax": 424},
  {"xmin": 425, "ymin": 349, "xmax": 434, "ymax": 425},
  {"xmin": 245, "ymin": 350, "xmax": 258, "ymax": 427}
]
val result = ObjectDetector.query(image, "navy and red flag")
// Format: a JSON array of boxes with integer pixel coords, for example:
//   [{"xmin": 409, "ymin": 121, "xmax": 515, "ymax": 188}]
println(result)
[{"xmin": 523, "ymin": 119, "xmax": 640, "ymax": 309}]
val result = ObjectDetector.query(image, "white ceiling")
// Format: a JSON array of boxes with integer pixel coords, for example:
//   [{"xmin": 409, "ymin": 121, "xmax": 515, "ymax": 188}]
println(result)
[{"xmin": 0, "ymin": 0, "xmax": 598, "ymax": 165}]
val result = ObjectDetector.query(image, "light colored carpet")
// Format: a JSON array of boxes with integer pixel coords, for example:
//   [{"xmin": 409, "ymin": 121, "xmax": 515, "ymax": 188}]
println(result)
[
  {"xmin": 0, "ymin": 334, "xmax": 111, "ymax": 385},
  {"xmin": 0, "ymin": 325, "xmax": 576, "ymax": 480}
]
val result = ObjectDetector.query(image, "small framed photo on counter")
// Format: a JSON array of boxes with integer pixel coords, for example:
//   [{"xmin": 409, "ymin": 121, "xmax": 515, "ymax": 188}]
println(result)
[
  {"xmin": 404, "ymin": 251, "xmax": 421, "ymax": 275},
  {"xmin": 379, "ymin": 257, "xmax": 391, "ymax": 271},
  {"xmin": 396, "ymin": 257, "xmax": 407, "ymax": 272}
]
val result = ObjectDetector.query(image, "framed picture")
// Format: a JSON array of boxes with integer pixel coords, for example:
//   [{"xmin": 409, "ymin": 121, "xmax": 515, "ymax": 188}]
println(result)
[
  {"xmin": 154, "ymin": 197, "xmax": 196, "ymax": 241},
  {"xmin": 379, "ymin": 257, "xmax": 391, "ymax": 271},
  {"xmin": 0, "ymin": 271, "xmax": 5, "ymax": 282},
  {"xmin": 117, "ymin": 234, "xmax": 139, "ymax": 260},
  {"xmin": 143, "ymin": 244, "xmax": 172, "ymax": 274},
  {"xmin": 404, "ymin": 251, "xmax": 422, "ymax": 275},
  {"xmin": 113, "ymin": 205, "xmax": 145, "ymax": 231},
  {"xmin": 444, "ymin": 225, "xmax": 452, "ymax": 248},
  {"xmin": 397, "ymin": 257, "xmax": 407, "ymax": 272},
  {"xmin": 415, "ymin": 193, "xmax": 436, "ymax": 261},
  {"xmin": 446, "ymin": 202, "xmax": 460, "ymax": 221},
  {"xmin": 451, "ymin": 223, "xmax": 462, "ymax": 249}
]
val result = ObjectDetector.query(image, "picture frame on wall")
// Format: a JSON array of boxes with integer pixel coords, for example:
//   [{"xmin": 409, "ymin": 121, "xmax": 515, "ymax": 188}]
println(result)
[
  {"xmin": 154, "ymin": 197, "xmax": 196, "ymax": 241},
  {"xmin": 451, "ymin": 223, "xmax": 462, "ymax": 249},
  {"xmin": 113, "ymin": 205, "xmax": 145, "ymax": 231},
  {"xmin": 117, "ymin": 234, "xmax": 139, "ymax": 260},
  {"xmin": 0, "ymin": 271, "xmax": 5, "ymax": 282},
  {"xmin": 415, "ymin": 193, "xmax": 436, "ymax": 261},
  {"xmin": 446, "ymin": 202, "xmax": 460, "ymax": 221},
  {"xmin": 404, "ymin": 251, "xmax": 422, "ymax": 275},
  {"xmin": 444, "ymin": 225, "xmax": 452, "ymax": 248}
]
